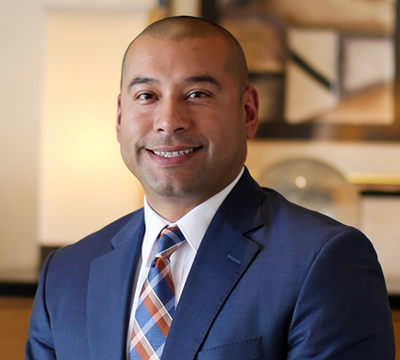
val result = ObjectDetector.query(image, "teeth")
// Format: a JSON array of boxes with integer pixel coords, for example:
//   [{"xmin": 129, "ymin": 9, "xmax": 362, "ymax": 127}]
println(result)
[{"xmin": 153, "ymin": 149, "xmax": 194, "ymax": 158}]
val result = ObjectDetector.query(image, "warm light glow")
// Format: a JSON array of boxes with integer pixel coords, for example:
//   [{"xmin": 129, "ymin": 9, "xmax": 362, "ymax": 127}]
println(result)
[
  {"xmin": 39, "ymin": 10, "xmax": 149, "ymax": 245},
  {"xmin": 295, "ymin": 175, "xmax": 307, "ymax": 188}
]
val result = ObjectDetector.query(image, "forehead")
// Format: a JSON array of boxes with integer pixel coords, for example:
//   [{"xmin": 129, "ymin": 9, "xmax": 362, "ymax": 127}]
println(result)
[{"xmin": 122, "ymin": 35, "xmax": 231, "ymax": 87}]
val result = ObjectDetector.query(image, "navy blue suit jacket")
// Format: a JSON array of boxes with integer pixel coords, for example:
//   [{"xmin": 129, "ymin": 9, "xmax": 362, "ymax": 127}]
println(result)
[{"xmin": 26, "ymin": 169, "xmax": 395, "ymax": 359}]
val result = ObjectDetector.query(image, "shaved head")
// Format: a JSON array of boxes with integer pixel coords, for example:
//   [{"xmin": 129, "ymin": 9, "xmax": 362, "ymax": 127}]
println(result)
[{"xmin": 120, "ymin": 16, "xmax": 249, "ymax": 95}]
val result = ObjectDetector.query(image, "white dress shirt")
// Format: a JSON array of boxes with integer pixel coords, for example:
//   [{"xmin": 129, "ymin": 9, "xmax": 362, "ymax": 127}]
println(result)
[{"xmin": 126, "ymin": 168, "xmax": 244, "ymax": 355}]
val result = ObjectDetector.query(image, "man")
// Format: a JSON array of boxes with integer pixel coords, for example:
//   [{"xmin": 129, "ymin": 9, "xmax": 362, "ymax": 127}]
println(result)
[{"xmin": 26, "ymin": 16, "xmax": 395, "ymax": 360}]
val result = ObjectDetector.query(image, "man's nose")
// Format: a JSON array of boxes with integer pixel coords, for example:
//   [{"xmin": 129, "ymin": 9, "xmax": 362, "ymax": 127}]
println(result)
[{"xmin": 153, "ymin": 98, "xmax": 189, "ymax": 134}]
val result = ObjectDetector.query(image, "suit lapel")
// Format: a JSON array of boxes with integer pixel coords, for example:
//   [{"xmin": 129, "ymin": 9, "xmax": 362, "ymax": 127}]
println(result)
[
  {"xmin": 162, "ymin": 169, "xmax": 265, "ymax": 360},
  {"xmin": 87, "ymin": 212, "xmax": 145, "ymax": 360}
]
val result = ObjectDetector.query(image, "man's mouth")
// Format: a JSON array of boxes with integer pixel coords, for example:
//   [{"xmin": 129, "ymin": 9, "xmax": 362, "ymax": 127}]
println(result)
[{"xmin": 151, "ymin": 148, "xmax": 197, "ymax": 158}]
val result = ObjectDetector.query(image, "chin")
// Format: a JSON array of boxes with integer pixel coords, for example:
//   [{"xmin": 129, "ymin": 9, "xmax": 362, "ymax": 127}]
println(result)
[{"xmin": 150, "ymin": 180, "xmax": 200, "ymax": 199}]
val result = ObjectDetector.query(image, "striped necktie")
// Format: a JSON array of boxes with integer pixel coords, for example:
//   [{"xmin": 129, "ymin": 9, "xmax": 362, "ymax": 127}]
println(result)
[{"xmin": 129, "ymin": 226, "xmax": 186, "ymax": 360}]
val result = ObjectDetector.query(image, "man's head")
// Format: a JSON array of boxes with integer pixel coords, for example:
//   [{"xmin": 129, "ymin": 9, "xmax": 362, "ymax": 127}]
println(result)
[
  {"xmin": 117, "ymin": 16, "xmax": 259, "ymax": 221},
  {"xmin": 120, "ymin": 16, "xmax": 249, "ymax": 96}
]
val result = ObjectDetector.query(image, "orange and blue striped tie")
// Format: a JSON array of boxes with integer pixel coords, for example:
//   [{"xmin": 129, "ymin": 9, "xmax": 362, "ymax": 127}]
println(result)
[{"xmin": 129, "ymin": 226, "xmax": 185, "ymax": 360}]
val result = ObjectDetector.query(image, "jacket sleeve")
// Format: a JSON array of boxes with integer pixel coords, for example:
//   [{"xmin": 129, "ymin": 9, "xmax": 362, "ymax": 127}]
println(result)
[
  {"xmin": 287, "ymin": 229, "xmax": 395, "ymax": 359},
  {"xmin": 25, "ymin": 252, "xmax": 57, "ymax": 360}
]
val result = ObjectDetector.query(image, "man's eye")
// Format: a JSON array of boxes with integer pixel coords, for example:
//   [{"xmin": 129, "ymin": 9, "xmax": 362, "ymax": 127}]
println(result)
[
  {"xmin": 137, "ymin": 93, "xmax": 155, "ymax": 100},
  {"xmin": 188, "ymin": 91, "xmax": 208, "ymax": 99}
]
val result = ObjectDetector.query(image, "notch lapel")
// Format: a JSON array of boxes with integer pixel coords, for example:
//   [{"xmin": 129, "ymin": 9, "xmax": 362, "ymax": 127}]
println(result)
[
  {"xmin": 162, "ymin": 169, "xmax": 265, "ymax": 360},
  {"xmin": 87, "ymin": 213, "xmax": 145, "ymax": 360}
]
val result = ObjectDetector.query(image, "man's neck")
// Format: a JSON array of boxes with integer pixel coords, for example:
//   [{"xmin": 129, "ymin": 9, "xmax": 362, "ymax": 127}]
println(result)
[{"xmin": 145, "ymin": 196, "xmax": 209, "ymax": 223}]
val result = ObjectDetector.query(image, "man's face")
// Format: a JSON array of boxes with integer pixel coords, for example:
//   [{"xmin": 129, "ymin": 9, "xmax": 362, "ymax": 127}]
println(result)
[{"xmin": 117, "ymin": 35, "xmax": 258, "ymax": 212}]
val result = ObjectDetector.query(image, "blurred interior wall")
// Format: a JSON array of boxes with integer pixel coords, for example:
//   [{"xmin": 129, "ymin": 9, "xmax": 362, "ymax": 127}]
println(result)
[{"xmin": 0, "ymin": 0, "xmax": 156, "ymax": 275}]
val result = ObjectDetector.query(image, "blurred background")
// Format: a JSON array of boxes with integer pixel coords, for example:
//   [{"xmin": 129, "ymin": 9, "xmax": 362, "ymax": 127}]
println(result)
[{"xmin": 1, "ymin": 0, "xmax": 400, "ymax": 358}]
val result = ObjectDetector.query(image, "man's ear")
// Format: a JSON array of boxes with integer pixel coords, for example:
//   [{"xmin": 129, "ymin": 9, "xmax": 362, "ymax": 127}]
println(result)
[
  {"xmin": 243, "ymin": 86, "xmax": 259, "ymax": 139},
  {"xmin": 116, "ymin": 94, "xmax": 122, "ymax": 143}
]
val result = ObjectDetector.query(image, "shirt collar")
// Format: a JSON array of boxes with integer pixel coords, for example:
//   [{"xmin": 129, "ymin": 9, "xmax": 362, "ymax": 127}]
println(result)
[{"xmin": 143, "ymin": 167, "xmax": 244, "ymax": 254}]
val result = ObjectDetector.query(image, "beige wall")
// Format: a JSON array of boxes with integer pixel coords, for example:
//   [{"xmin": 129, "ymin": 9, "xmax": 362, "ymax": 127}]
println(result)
[
  {"xmin": 0, "ymin": 0, "xmax": 156, "ymax": 275},
  {"xmin": 1, "ymin": 1, "xmax": 45, "ymax": 275},
  {"xmin": 39, "ymin": 10, "xmax": 147, "ymax": 246}
]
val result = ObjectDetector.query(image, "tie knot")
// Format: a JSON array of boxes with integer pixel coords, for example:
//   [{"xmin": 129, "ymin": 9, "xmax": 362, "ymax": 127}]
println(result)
[{"xmin": 156, "ymin": 226, "xmax": 185, "ymax": 259}]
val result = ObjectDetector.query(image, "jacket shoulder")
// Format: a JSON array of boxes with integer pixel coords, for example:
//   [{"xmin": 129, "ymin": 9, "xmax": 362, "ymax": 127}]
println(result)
[{"xmin": 261, "ymin": 186, "xmax": 356, "ymax": 236}]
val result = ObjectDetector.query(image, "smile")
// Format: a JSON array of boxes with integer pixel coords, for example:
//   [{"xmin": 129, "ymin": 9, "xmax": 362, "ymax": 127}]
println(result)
[{"xmin": 152, "ymin": 149, "xmax": 195, "ymax": 158}]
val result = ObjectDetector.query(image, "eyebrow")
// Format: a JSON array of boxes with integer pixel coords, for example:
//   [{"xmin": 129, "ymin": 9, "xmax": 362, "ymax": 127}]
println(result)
[
  {"xmin": 127, "ymin": 74, "xmax": 223, "ymax": 91},
  {"xmin": 186, "ymin": 75, "xmax": 223, "ymax": 90},
  {"xmin": 127, "ymin": 77, "xmax": 158, "ymax": 90}
]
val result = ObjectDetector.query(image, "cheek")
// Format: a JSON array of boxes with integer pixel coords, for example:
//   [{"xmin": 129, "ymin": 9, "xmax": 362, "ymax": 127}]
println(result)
[
  {"xmin": 120, "ymin": 110, "xmax": 152, "ymax": 142},
  {"xmin": 207, "ymin": 113, "xmax": 245, "ymax": 142}
]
